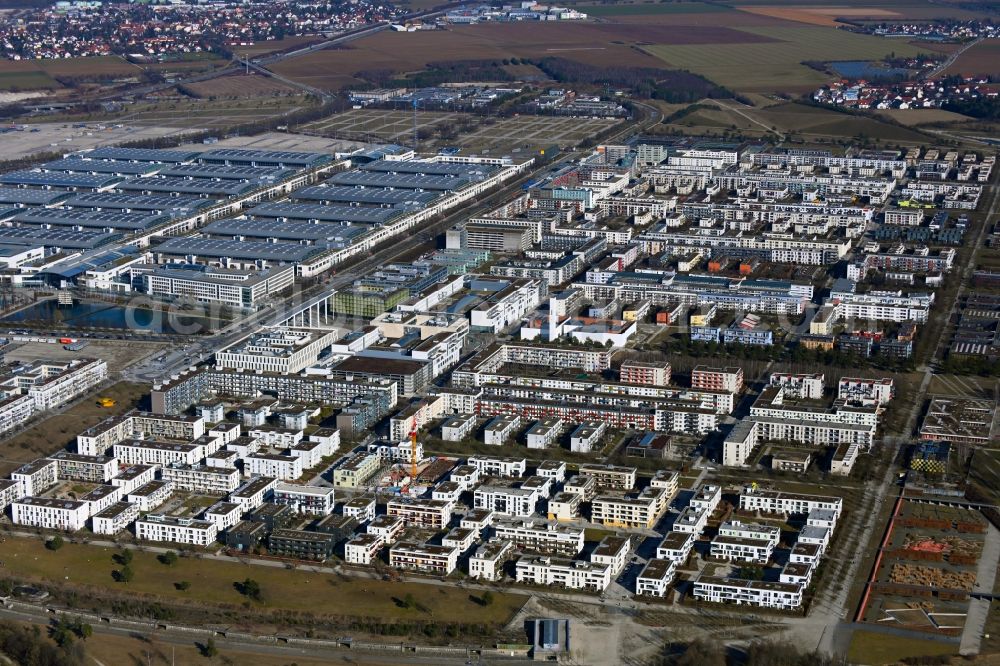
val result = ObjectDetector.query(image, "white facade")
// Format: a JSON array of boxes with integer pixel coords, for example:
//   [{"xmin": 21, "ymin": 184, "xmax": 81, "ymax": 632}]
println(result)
[
  {"xmin": 91, "ymin": 501, "xmax": 139, "ymax": 535},
  {"xmin": 12, "ymin": 497, "xmax": 89, "ymax": 531},
  {"xmin": 468, "ymin": 456, "xmax": 526, "ymax": 478},
  {"xmin": 136, "ymin": 515, "xmax": 218, "ymax": 546},
  {"xmin": 474, "ymin": 485, "xmax": 538, "ymax": 517},
  {"xmin": 273, "ymin": 483, "xmax": 335, "ymax": 515},
  {"xmin": 246, "ymin": 454, "xmax": 303, "ymax": 481},
  {"xmin": 160, "ymin": 464, "xmax": 241, "ymax": 495},
  {"xmin": 515, "ymin": 556, "xmax": 611, "ymax": 591}
]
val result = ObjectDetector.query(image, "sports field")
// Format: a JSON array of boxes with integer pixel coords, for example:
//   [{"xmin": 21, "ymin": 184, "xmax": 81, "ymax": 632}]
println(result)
[
  {"xmin": 302, "ymin": 108, "xmax": 620, "ymax": 153},
  {"xmin": 644, "ymin": 26, "xmax": 923, "ymax": 91}
]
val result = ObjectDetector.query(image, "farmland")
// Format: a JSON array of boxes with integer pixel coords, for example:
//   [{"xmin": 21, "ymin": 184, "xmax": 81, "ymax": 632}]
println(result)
[
  {"xmin": 644, "ymin": 26, "xmax": 924, "ymax": 92},
  {"xmin": 300, "ymin": 108, "xmax": 621, "ymax": 154},
  {"xmin": 0, "ymin": 54, "xmax": 225, "ymax": 91},
  {"xmin": 182, "ymin": 72, "xmax": 302, "ymax": 99},
  {"xmin": 941, "ymin": 39, "xmax": 1000, "ymax": 78}
]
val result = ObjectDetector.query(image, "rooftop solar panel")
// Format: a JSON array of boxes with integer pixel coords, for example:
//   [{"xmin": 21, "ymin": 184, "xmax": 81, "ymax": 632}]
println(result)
[{"xmin": 248, "ymin": 202, "xmax": 398, "ymax": 225}]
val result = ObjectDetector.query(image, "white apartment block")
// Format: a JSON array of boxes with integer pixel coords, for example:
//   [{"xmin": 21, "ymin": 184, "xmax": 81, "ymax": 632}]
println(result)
[
  {"xmin": 11, "ymin": 458, "xmax": 58, "ymax": 496},
  {"xmin": 636, "ymin": 558, "xmax": 676, "ymax": 597},
  {"xmin": 77, "ymin": 412, "xmax": 204, "ymax": 457},
  {"xmin": 26, "ymin": 359, "xmax": 108, "ymax": 411},
  {"xmin": 215, "ymin": 328, "xmax": 339, "ymax": 375},
  {"xmin": 0, "ymin": 479, "xmax": 22, "ymax": 512},
  {"xmin": 547, "ymin": 492, "xmax": 581, "ymax": 521},
  {"xmin": 563, "ymin": 475, "xmax": 596, "ymax": 501},
  {"xmin": 367, "ymin": 514, "xmax": 406, "ymax": 544},
  {"xmin": 484, "ymin": 415, "xmax": 520, "ymax": 445},
  {"xmin": 469, "ymin": 539, "xmax": 514, "ymax": 581},
  {"xmin": 474, "ymin": 485, "xmax": 538, "ymax": 517},
  {"xmin": 135, "ymin": 515, "xmax": 218, "ymax": 546},
  {"xmin": 432, "ymin": 481, "xmax": 462, "ymax": 504},
  {"xmin": 203, "ymin": 502, "xmax": 242, "ymax": 531},
  {"xmin": 673, "ymin": 506, "xmax": 708, "ymax": 535},
  {"xmin": 769, "ymin": 373, "xmax": 824, "ymax": 400},
  {"xmin": 333, "ymin": 452, "xmax": 380, "ymax": 488},
  {"xmin": 273, "ymin": 483, "xmax": 335, "ymax": 515},
  {"xmin": 80, "ymin": 485, "xmax": 122, "ymax": 516},
  {"xmin": 0, "ymin": 394, "xmax": 34, "ymax": 437},
  {"xmin": 230, "ymin": 476, "xmax": 278, "ymax": 512},
  {"xmin": 650, "ymin": 470, "xmax": 679, "ymax": 499},
  {"xmin": 387, "ymin": 497, "xmax": 453, "ymax": 529},
  {"xmin": 113, "ymin": 441, "xmax": 204, "ymax": 467},
  {"xmin": 591, "ymin": 490, "xmax": 665, "ymax": 529},
  {"xmin": 344, "ymin": 533, "xmax": 383, "ymax": 565},
  {"xmin": 128, "ymin": 480, "xmax": 174, "ymax": 512},
  {"xmin": 515, "ymin": 556, "xmax": 612, "ymax": 592},
  {"xmin": 568, "ymin": 421, "xmax": 605, "ymax": 453},
  {"xmin": 91, "ymin": 501, "xmax": 139, "ymax": 535},
  {"xmin": 161, "ymin": 464, "xmax": 241, "ymax": 495},
  {"xmin": 838, "ymin": 377, "xmax": 894, "ymax": 406},
  {"xmin": 469, "ymin": 279, "xmax": 546, "ymax": 333},
  {"xmin": 12, "ymin": 497, "xmax": 89, "ymax": 531},
  {"xmin": 657, "ymin": 531, "xmax": 695, "ymax": 564},
  {"xmin": 441, "ymin": 413, "xmax": 477, "ymax": 442},
  {"xmin": 526, "ymin": 418, "xmax": 563, "ymax": 450},
  {"xmin": 461, "ymin": 508, "xmax": 495, "ymax": 533},
  {"xmin": 342, "ymin": 495, "xmax": 376, "ymax": 523},
  {"xmin": 467, "ymin": 455, "xmax": 526, "ymax": 478},
  {"xmin": 442, "ymin": 527, "xmax": 477, "ymax": 553},
  {"xmin": 690, "ymin": 483, "xmax": 721, "ymax": 514},
  {"xmin": 389, "ymin": 542, "xmax": 459, "ymax": 575},
  {"xmin": 710, "ymin": 535, "xmax": 776, "ymax": 564},
  {"xmin": 109, "ymin": 464, "xmax": 157, "ymax": 495},
  {"xmin": 247, "ymin": 428, "xmax": 303, "ymax": 449},
  {"xmin": 739, "ymin": 490, "xmax": 843, "ymax": 518},
  {"xmin": 492, "ymin": 518, "xmax": 584, "ymax": 557},
  {"xmin": 578, "ymin": 464, "xmax": 636, "ymax": 491},
  {"xmin": 49, "ymin": 452, "xmax": 119, "ymax": 483},
  {"xmin": 536, "ymin": 460, "xmax": 567, "ymax": 483},
  {"xmin": 693, "ymin": 576, "xmax": 803, "ymax": 610},
  {"xmin": 246, "ymin": 453, "xmax": 303, "ymax": 481},
  {"xmin": 591, "ymin": 535, "xmax": 630, "ymax": 576}
]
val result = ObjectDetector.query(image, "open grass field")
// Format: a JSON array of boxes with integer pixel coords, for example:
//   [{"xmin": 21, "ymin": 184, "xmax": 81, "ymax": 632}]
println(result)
[
  {"xmin": 302, "ymin": 108, "xmax": 620, "ymax": 153},
  {"xmin": 941, "ymin": 38, "xmax": 1000, "ymax": 78},
  {"xmin": 876, "ymin": 108, "xmax": 973, "ymax": 126},
  {"xmin": 182, "ymin": 73, "xmax": 301, "ymax": 99},
  {"xmin": 847, "ymin": 629, "xmax": 958, "ymax": 665},
  {"xmin": 0, "ymin": 536, "xmax": 526, "ymax": 626},
  {"xmin": 645, "ymin": 25, "xmax": 923, "ymax": 92},
  {"xmin": 0, "ymin": 381, "xmax": 147, "ymax": 476},
  {"xmin": 0, "ymin": 54, "xmax": 225, "ymax": 91},
  {"xmin": 116, "ymin": 96, "xmax": 312, "ymax": 129}
]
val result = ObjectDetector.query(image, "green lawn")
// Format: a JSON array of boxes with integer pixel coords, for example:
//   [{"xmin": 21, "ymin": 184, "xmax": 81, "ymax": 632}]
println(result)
[
  {"xmin": 0, "ymin": 71, "xmax": 60, "ymax": 91},
  {"xmin": 645, "ymin": 26, "xmax": 923, "ymax": 91},
  {"xmin": 1, "ymin": 537, "xmax": 524, "ymax": 625},
  {"xmin": 847, "ymin": 629, "xmax": 958, "ymax": 665}
]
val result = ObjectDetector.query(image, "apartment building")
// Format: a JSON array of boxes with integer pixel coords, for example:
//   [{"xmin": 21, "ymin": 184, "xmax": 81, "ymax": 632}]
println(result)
[
  {"xmin": 390, "ymin": 542, "xmax": 460, "ymax": 575},
  {"xmin": 91, "ymin": 501, "xmax": 139, "ymax": 535},
  {"xmin": 690, "ymin": 483, "xmax": 722, "ymax": 514},
  {"xmin": 160, "ymin": 464, "xmax": 240, "ymax": 495},
  {"xmin": 442, "ymin": 527, "xmax": 477, "ymax": 553},
  {"xmin": 230, "ymin": 476, "xmax": 278, "ymax": 512},
  {"xmin": 650, "ymin": 470, "xmax": 679, "ymax": 499},
  {"xmin": 342, "ymin": 495, "xmax": 376, "ymax": 523},
  {"xmin": 673, "ymin": 506, "xmax": 709, "ymax": 535},
  {"xmin": 0, "ymin": 479, "xmax": 22, "ymax": 512},
  {"xmin": 273, "ymin": 483, "xmax": 335, "ymax": 515},
  {"xmin": 79, "ymin": 485, "xmax": 122, "ymax": 516},
  {"xmin": 657, "ymin": 531, "xmax": 695, "ymax": 564},
  {"xmin": 127, "ymin": 480, "xmax": 174, "ymax": 512},
  {"xmin": 203, "ymin": 502, "xmax": 242, "ymax": 531},
  {"xmin": 636, "ymin": 558, "xmax": 676, "ymax": 597},
  {"xmin": 344, "ymin": 533, "xmax": 384, "ymax": 565},
  {"xmin": 483, "ymin": 414, "xmax": 520, "ymax": 445},
  {"xmin": 563, "ymin": 475, "xmax": 596, "ymax": 501},
  {"xmin": 246, "ymin": 453, "xmax": 303, "ymax": 481},
  {"xmin": 12, "ymin": 497, "xmax": 89, "ymax": 531},
  {"xmin": 467, "ymin": 455, "xmax": 526, "ymax": 479},
  {"xmin": 525, "ymin": 418, "xmax": 563, "ymax": 450},
  {"xmin": 268, "ymin": 529, "xmax": 336, "ymax": 561},
  {"xmin": 591, "ymin": 487, "xmax": 667, "ymax": 529},
  {"xmin": 333, "ymin": 452, "xmax": 381, "ymax": 488},
  {"xmin": 469, "ymin": 279, "xmax": 546, "ymax": 333},
  {"xmin": 469, "ymin": 538, "xmax": 515, "ymax": 581},
  {"xmin": 215, "ymin": 328, "xmax": 339, "ymax": 375},
  {"xmin": 367, "ymin": 514, "xmax": 406, "ymax": 544},
  {"xmin": 568, "ymin": 421, "xmax": 605, "ymax": 453},
  {"xmin": 577, "ymin": 464, "xmax": 636, "ymax": 491},
  {"xmin": 113, "ymin": 441, "xmax": 204, "ymax": 467},
  {"xmin": 515, "ymin": 556, "xmax": 611, "ymax": 591},
  {"xmin": 109, "ymin": 464, "xmax": 156, "ymax": 495},
  {"xmin": 769, "ymin": 373, "xmax": 824, "ymax": 400},
  {"xmin": 387, "ymin": 497, "xmax": 453, "ymax": 529},
  {"xmin": 0, "ymin": 394, "xmax": 35, "ymax": 437},
  {"xmin": 693, "ymin": 576, "xmax": 803, "ymax": 610},
  {"xmin": 536, "ymin": 460, "xmax": 567, "ymax": 483},
  {"xmin": 547, "ymin": 492, "xmax": 582, "ymax": 521},
  {"xmin": 711, "ymin": 521, "xmax": 780, "ymax": 564},
  {"xmin": 474, "ymin": 485, "xmax": 539, "ymax": 517},
  {"xmin": 492, "ymin": 517, "xmax": 584, "ymax": 557},
  {"xmin": 77, "ymin": 411, "xmax": 204, "ymax": 456},
  {"xmin": 619, "ymin": 360, "xmax": 671, "ymax": 386},
  {"xmin": 739, "ymin": 489, "xmax": 843, "ymax": 518},
  {"xmin": 837, "ymin": 377, "xmax": 894, "ymax": 405},
  {"xmin": 691, "ymin": 366, "xmax": 743, "ymax": 393},
  {"xmin": 135, "ymin": 514, "xmax": 218, "ymax": 546},
  {"xmin": 591, "ymin": 535, "xmax": 630, "ymax": 576},
  {"xmin": 49, "ymin": 451, "xmax": 119, "ymax": 483},
  {"xmin": 11, "ymin": 458, "xmax": 58, "ymax": 496}
]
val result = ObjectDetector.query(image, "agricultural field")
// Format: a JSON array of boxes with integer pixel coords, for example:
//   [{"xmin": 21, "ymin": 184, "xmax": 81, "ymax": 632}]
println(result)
[
  {"xmin": 579, "ymin": 1, "xmax": 731, "ymax": 16},
  {"xmin": 115, "ymin": 96, "xmax": 314, "ymax": 130},
  {"xmin": 0, "ymin": 54, "xmax": 225, "ymax": 92},
  {"xmin": 876, "ymin": 108, "xmax": 974, "ymax": 126},
  {"xmin": 644, "ymin": 26, "xmax": 923, "ymax": 92},
  {"xmin": 181, "ymin": 72, "xmax": 302, "ymax": 99},
  {"xmin": 0, "ymin": 536, "xmax": 526, "ymax": 627},
  {"xmin": 665, "ymin": 101, "xmax": 933, "ymax": 144},
  {"xmin": 301, "ymin": 108, "xmax": 620, "ymax": 154},
  {"xmin": 941, "ymin": 38, "xmax": 1000, "ymax": 79}
]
